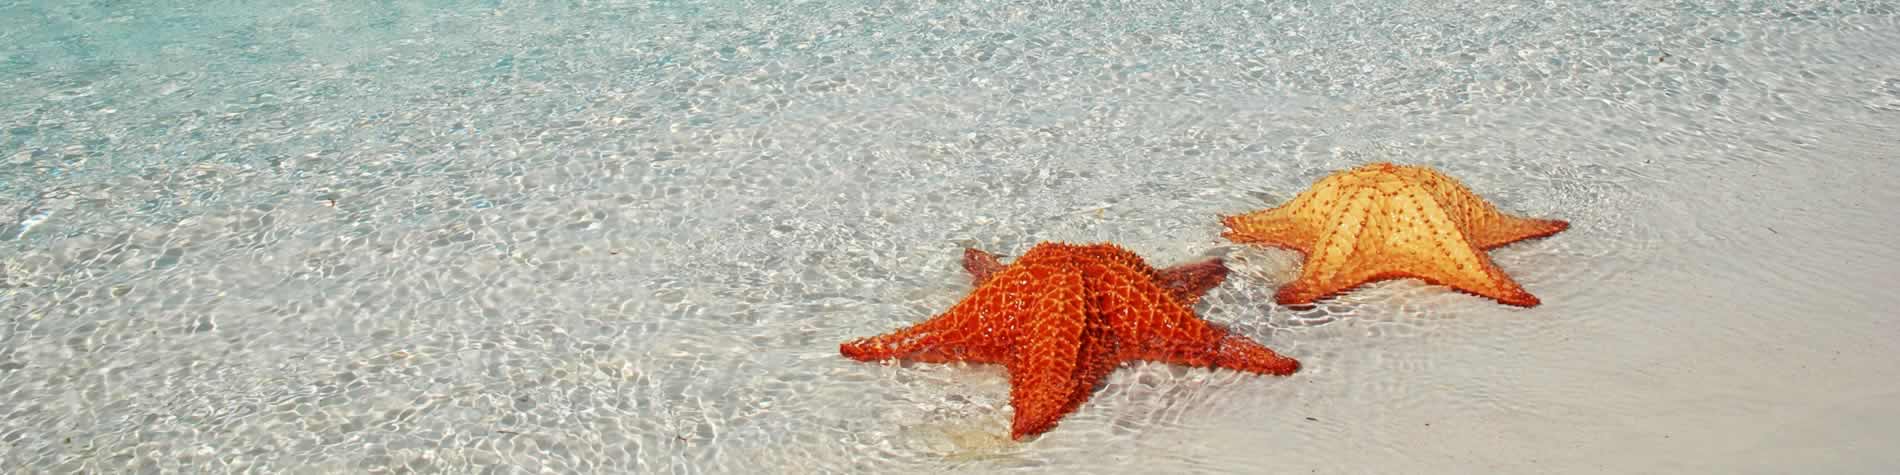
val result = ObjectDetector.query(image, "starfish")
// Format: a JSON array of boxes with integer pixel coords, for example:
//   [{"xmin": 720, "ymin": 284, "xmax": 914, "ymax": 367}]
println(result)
[
  {"xmin": 1220, "ymin": 162, "xmax": 1569, "ymax": 307},
  {"xmin": 840, "ymin": 242, "xmax": 1300, "ymax": 441}
]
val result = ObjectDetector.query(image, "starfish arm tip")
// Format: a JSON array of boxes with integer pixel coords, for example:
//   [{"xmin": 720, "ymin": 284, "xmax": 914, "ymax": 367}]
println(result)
[
  {"xmin": 1008, "ymin": 404, "xmax": 1063, "ymax": 442},
  {"xmin": 1469, "ymin": 276, "xmax": 1545, "ymax": 307},
  {"xmin": 1499, "ymin": 291, "xmax": 1542, "ymax": 307},
  {"xmin": 1279, "ymin": 357, "xmax": 1302, "ymax": 375},
  {"xmin": 1272, "ymin": 283, "xmax": 1325, "ymax": 306},
  {"xmin": 1526, "ymin": 217, "xmax": 1570, "ymax": 235},
  {"xmin": 1250, "ymin": 355, "xmax": 1302, "ymax": 376},
  {"xmin": 962, "ymin": 247, "xmax": 1006, "ymax": 281},
  {"xmin": 1161, "ymin": 258, "xmax": 1231, "ymax": 303},
  {"xmin": 1215, "ymin": 334, "xmax": 1302, "ymax": 376},
  {"xmin": 838, "ymin": 340, "xmax": 879, "ymax": 361},
  {"xmin": 1503, "ymin": 217, "xmax": 1571, "ymax": 243}
]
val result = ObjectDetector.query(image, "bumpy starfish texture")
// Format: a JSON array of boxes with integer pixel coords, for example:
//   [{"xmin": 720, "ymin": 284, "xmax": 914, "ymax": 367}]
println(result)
[
  {"xmin": 1220, "ymin": 162, "xmax": 1569, "ymax": 307},
  {"xmin": 841, "ymin": 242, "xmax": 1300, "ymax": 441}
]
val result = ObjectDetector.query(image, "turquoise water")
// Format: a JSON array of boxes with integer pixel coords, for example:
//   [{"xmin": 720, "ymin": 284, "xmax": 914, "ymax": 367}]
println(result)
[{"xmin": 4, "ymin": 1, "xmax": 1899, "ymax": 473}]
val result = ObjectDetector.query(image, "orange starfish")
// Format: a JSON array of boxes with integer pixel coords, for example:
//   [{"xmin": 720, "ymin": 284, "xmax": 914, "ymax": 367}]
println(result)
[
  {"xmin": 840, "ymin": 242, "xmax": 1300, "ymax": 441},
  {"xmin": 1220, "ymin": 162, "xmax": 1569, "ymax": 307}
]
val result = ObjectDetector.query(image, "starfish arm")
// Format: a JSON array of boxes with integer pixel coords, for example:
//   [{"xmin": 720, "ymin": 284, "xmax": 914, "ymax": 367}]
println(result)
[
  {"xmin": 1006, "ymin": 268, "xmax": 1090, "ymax": 440},
  {"xmin": 1474, "ymin": 215, "xmax": 1570, "ymax": 249},
  {"xmin": 1273, "ymin": 281, "xmax": 1339, "ymax": 307},
  {"xmin": 1139, "ymin": 328, "xmax": 1301, "ymax": 376},
  {"xmin": 1275, "ymin": 188, "xmax": 1380, "ymax": 305},
  {"xmin": 838, "ymin": 312, "xmax": 1000, "ymax": 364},
  {"xmin": 1397, "ymin": 165, "xmax": 1569, "ymax": 250},
  {"xmin": 1219, "ymin": 210, "xmax": 1315, "ymax": 254},
  {"xmin": 1080, "ymin": 252, "xmax": 1300, "ymax": 376},
  {"xmin": 962, "ymin": 247, "xmax": 1007, "ymax": 286},
  {"xmin": 839, "ymin": 284, "xmax": 1019, "ymax": 365},
  {"xmin": 1392, "ymin": 188, "xmax": 1544, "ymax": 306},
  {"xmin": 1155, "ymin": 258, "xmax": 1229, "ymax": 305},
  {"xmin": 1106, "ymin": 275, "xmax": 1300, "ymax": 375},
  {"xmin": 1373, "ymin": 188, "xmax": 1542, "ymax": 306}
]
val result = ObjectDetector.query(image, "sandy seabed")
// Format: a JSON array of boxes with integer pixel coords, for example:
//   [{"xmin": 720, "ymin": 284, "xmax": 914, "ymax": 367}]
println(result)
[{"xmin": 2, "ymin": 1, "xmax": 1898, "ymax": 473}]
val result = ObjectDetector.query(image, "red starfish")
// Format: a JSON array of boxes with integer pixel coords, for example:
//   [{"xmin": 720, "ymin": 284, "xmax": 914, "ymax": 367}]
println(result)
[{"xmin": 840, "ymin": 242, "xmax": 1301, "ymax": 441}]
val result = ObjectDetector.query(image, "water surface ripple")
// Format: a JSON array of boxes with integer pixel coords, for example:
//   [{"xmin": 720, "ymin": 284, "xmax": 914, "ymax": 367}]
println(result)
[{"xmin": 2, "ymin": 1, "xmax": 1898, "ymax": 473}]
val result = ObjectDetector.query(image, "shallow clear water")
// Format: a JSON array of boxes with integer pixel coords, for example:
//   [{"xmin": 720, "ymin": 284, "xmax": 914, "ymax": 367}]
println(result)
[{"xmin": 3, "ymin": 1, "xmax": 1899, "ymax": 473}]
